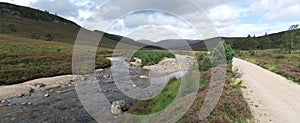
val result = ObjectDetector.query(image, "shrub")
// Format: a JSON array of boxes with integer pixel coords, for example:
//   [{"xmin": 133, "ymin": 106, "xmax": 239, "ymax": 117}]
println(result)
[
  {"xmin": 199, "ymin": 56, "xmax": 211, "ymax": 71},
  {"xmin": 249, "ymin": 50, "xmax": 256, "ymax": 56},
  {"xmin": 133, "ymin": 50, "xmax": 175, "ymax": 66},
  {"xmin": 30, "ymin": 32, "xmax": 40, "ymax": 39},
  {"xmin": 45, "ymin": 33, "xmax": 54, "ymax": 41},
  {"xmin": 197, "ymin": 54, "xmax": 212, "ymax": 71},
  {"xmin": 262, "ymin": 51, "xmax": 272, "ymax": 57},
  {"xmin": 0, "ymin": 23, "xmax": 17, "ymax": 34},
  {"xmin": 211, "ymin": 41, "xmax": 235, "ymax": 66}
]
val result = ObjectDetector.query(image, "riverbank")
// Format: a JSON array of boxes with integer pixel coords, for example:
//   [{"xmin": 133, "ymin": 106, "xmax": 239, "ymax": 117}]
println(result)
[{"xmin": 0, "ymin": 54, "xmax": 195, "ymax": 122}]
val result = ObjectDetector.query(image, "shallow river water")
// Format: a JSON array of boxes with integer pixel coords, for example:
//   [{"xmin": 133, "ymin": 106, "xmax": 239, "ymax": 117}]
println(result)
[{"xmin": 0, "ymin": 57, "xmax": 188, "ymax": 123}]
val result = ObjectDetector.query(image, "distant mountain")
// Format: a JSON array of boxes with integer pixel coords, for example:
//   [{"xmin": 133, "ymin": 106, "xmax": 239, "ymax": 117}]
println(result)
[
  {"xmin": 136, "ymin": 39, "xmax": 155, "ymax": 45},
  {"xmin": 154, "ymin": 39, "xmax": 201, "ymax": 49}
]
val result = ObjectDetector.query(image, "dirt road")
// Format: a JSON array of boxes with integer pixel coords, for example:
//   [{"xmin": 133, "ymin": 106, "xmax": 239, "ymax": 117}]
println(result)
[{"xmin": 233, "ymin": 58, "xmax": 300, "ymax": 123}]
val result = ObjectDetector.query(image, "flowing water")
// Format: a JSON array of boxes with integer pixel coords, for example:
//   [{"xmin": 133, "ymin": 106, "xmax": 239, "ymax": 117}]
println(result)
[{"xmin": 0, "ymin": 57, "xmax": 188, "ymax": 122}]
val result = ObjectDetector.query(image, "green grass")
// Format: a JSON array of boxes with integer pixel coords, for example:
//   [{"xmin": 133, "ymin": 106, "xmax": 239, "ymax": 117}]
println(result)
[
  {"xmin": 237, "ymin": 49, "xmax": 300, "ymax": 82},
  {"xmin": 132, "ymin": 50, "xmax": 175, "ymax": 66},
  {"xmin": 129, "ymin": 77, "xmax": 181, "ymax": 115},
  {"xmin": 0, "ymin": 35, "xmax": 113, "ymax": 85},
  {"xmin": 128, "ymin": 53, "xmax": 253, "ymax": 122}
]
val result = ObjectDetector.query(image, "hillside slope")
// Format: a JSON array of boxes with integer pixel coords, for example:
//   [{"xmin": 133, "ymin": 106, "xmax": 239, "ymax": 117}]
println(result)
[{"xmin": 0, "ymin": 2, "xmax": 147, "ymax": 49}]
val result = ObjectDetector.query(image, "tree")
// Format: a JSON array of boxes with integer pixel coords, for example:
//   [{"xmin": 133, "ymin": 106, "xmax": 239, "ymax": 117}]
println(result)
[
  {"xmin": 211, "ymin": 41, "xmax": 235, "ymax": 66},
  {"xmin": 281, "ymin": 24, "xmax": 299, "ymax": 54},
  {"xmin": 259, "ymin": 36, "xmax": 273, "ymax": 50},
  {"xmin": 244, "ymin": 35, "xmax": 259, "ymax": 50}
]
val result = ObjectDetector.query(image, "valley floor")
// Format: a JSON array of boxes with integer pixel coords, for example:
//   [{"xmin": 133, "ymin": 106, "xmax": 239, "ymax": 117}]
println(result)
[{"xmin": 233, "ymin": 58, "xmax": 300, "ymax": 123}]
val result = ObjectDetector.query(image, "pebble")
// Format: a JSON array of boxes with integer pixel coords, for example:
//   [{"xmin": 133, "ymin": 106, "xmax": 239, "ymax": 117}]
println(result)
[
  {"xmin": 56, "ymin": 90, "xmax": 67, "ymax": 94},
  {"xmin": 17, "ymin": 93, "xmax": 24, "ymax": 97},
  {"xmin": 33, "ymin": 83, "xmax": 46, "ymax": 88},
  {"xmin": 1, "ymin": 100, "xmax": 5, "ymax": 103},
  {"xmin": 27, "ymin": 102, "xmax": 32, "ymax": 105},
  {"xmin": 139, "ymin": 75, "xmax": 149, "ymax": 79},
  {"xmin": 44, "ymin": 94, "xmax": 50, "ymax": 97},
  {"xmin": 132, "ymin": 84, "xmax": 137, "ymax": 87}
]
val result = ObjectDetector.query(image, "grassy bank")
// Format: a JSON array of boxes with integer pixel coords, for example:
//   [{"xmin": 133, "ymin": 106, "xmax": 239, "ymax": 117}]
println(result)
[
  {"xmin": 128, "ymin": 53, "xmax": 253, "ymax": 122},
  {"xmin": 237, "ymin": 49, "xmax": 300, "ymax": 82},
  {"xmin": 132, "ymin": 50, "xmax": 175, "ymax": 66},
  {"xmin": 0, "ymin": 35, "xmax": 113, "ymax": 85}
]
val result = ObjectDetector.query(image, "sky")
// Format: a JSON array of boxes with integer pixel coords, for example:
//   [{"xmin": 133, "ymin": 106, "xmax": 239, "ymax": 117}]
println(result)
[{"xmin": 1, "ymin": 0, "xmax": 300, "ymax": 42}]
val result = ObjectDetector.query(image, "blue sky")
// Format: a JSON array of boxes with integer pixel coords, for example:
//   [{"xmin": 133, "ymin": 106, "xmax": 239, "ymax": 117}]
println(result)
[{"xmin": 1, "ymin": 0, "xmax": 299, "ymax": 41}]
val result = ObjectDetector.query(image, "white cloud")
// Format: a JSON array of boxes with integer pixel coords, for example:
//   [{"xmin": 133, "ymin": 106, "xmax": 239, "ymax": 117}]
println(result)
[
  {"xmin": 0, "ymin": 0, "xmax": 37, "ymax": 6},
  {"xmin": 251, "ymin": 0, "xmax": 300, "ymax": 20},
  {"xmin": 1, "ymin": 0, "xmax": 299, "ymax": 40},
  {"xmin": 208, "ymin": 4, "xmax": 240, "ymax": 22}
]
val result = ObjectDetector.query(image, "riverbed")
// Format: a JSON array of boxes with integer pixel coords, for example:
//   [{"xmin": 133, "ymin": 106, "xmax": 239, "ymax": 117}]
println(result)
[{"xmin": 0, "ymin": 55, "xmax": 195, "ymax": 122}]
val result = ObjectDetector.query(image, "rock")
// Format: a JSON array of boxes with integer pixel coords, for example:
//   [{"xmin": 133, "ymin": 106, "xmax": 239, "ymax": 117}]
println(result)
[
  {"xmin": 21, "ymin": 102, "xmax": 27, "ymax": 105},
  {"xmin": 111, "ymin": 102, "xmax": 121, "ymax": 116},
  {"xmin": 1, "ymin": 100, "xmax": 5, "ymax": 103},
  {"xmin": 81, "ymin": 77, "xmax": 87, "ymax": 80},
  {"xmin": 28, "ymin": 87, "xmax": 35, "ymax": 93},
  {"xmin": 27, "ymin": 102, "xmax": 32, "ymax": 105},
  {"xmin": 118, "ymin": 100, "xmax": 129, "ymax": 111},
  {"xmin": 132, "ymin": 84, "xmax": 137, "ymax": 87},
  {"xmin": 56, "ymin": 90, "xmax": 67, "ymax": 94},
  {"xmin": 139, "ymin": 75, "xmax": 149, "ymax": 79},
  {"xmin": 11, "ymin": 117, "xmax": 16, "ymax": 121},
  {"xmin": 103, "ymin": 90, "xmax": 109, "ymax": 93},
  {"xmin": 95, "ymin": 69, "xmax": 104, "ymax": 73},
  {"xmin": 111, "ymin": 100, "xmax": 129, "ymax": 116},
  {"xmin": 103, "ymin": 75, "xmax": 112, "ymax": 79},
  {"xmin": 107, "ymin": 81, "xmax": 114, "ymax": 84},
  {"xmin": 44, "ymin": 94, "xmax": 50, "ymax": 97},
  {"xmin": 33, "ymin": 83, "xmax": 46, "ymax": 88},
  {"xmin": 17, "ymin": 93, "xmax": 24, "ymax": 97}
]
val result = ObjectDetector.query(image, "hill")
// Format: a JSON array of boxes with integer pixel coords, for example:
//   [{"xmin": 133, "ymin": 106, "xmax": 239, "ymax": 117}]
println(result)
[{"xmin": 0, "ymin": 2, "xmax": 148, "ymax": 49}]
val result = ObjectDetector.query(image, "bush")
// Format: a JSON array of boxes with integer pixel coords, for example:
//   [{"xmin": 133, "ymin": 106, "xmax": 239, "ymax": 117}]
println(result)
[
  {"xmin": 30, "ymin": 32, "xmax": 40, "ymax": 39},
  {"xmin": 197, "ymin": 54, "xmax": 212, "ymax": 71},
  {"xmin": 211, "ymin": 41, "xmax": 235, "ymax": 66},
  {"xmin": 133, "ymin": 50, "xmax": 175, "ymax": 66},
  {"xmin": 0, "ymin": 23, "xmax": 17, "ymax": 34},
  {"xmin": 249, "ymin": 50, "xmax": 256, "ymax": 56},
  {"xmin": 262, "ymin": 51, "xmax": 272, "ymax": 57},
  {"xmin": 45, "ymin": 33, "xmax": 54, "ymax": 41}
]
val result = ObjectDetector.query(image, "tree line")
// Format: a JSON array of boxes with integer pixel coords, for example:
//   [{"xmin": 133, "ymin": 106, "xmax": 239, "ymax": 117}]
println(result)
[{"xmin": 226, "ymin": 25, "xmax": 300, "ymax": 54}]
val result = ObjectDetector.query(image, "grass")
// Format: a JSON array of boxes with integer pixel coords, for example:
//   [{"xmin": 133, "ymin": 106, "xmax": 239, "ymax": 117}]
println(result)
[
  {"xmin": 131, "ymin": 50, "xmax": 175, "ymax": 66},
  {"xmin": 128, "ymin": 53, "xmax": 253, "ymax": 122},
  {"xmin": 237, "ymin": 49, "xmax": 300, "ymax": 82},
  {"xmin": 0, "ymin": 34, "xmax": 113, "ymax": 85}
]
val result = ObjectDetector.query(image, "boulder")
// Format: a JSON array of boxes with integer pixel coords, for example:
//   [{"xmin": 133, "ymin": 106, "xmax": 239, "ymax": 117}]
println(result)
[
  {"xmin": 111, "ymin": 101, "xmax": 121, "ymax": 116},
  {"xmin": 111, "ymin": 100, "xmax": 129, "ymax": 116}
]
